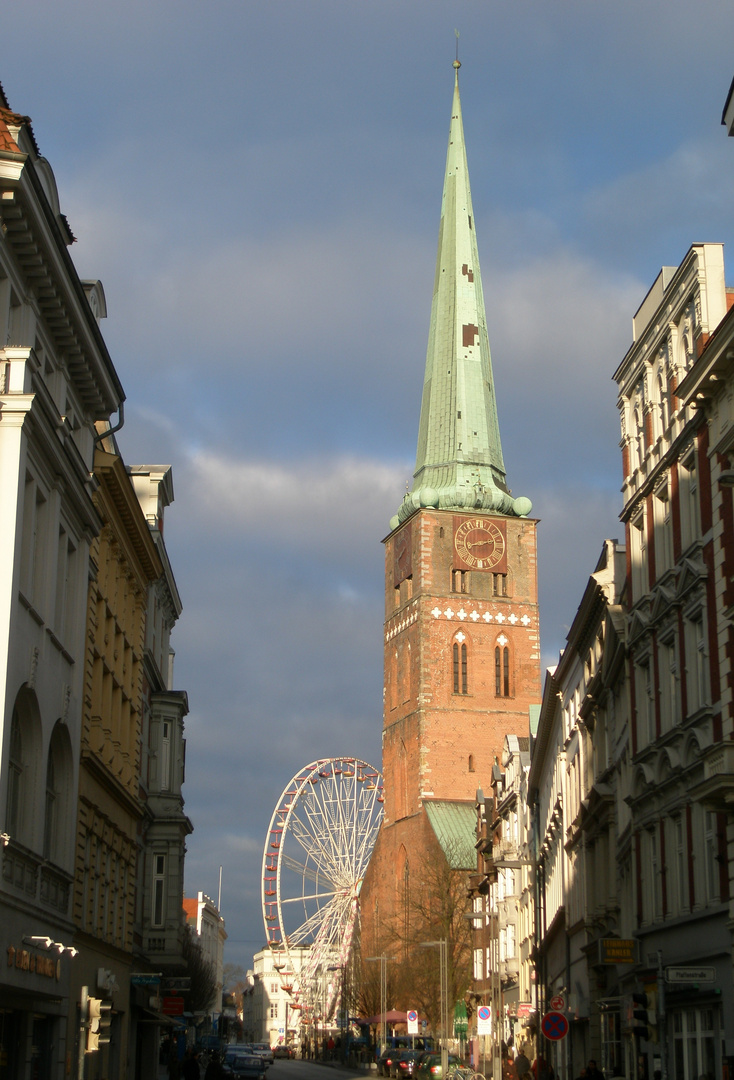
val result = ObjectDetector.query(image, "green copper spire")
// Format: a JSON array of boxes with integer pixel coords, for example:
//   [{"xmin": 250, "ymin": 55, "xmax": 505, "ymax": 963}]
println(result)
[{"xmin": 393, "ymin": 63, "xmax": 531, "ymax": 529}]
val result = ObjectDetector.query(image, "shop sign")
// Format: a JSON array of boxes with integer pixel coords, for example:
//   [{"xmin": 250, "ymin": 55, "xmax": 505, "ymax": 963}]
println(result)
[
  {"xmin": 162, "ymin": 996, "xmax": 185, "ymax": 1016},
  {"xmin": 598, "ymin": 939, "xmax": 636, "ymax": 965},
  {"xmin": 516, "ymin": 1003, "xmax": 534, "ymax": 1019},
  {"xmin": 131, "ymin": 974, "xmax": 161, "ymax": 985},
  {"xmin": 665, "ymin": 967, "xmax": 715, "ymax": 984},
  {"xmin": 6, "ymin": 945, "xmax": 60, "ymax": 980}
]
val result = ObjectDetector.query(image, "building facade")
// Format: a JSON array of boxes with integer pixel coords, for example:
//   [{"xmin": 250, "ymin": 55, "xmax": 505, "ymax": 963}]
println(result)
[
  {"xmin": 529, "ymin": 540, "xmax": 628, "ymax": 1080},
  {"xmin": 0, "ymin": 91, "xmax": 124, "ymax": 1078},
  {"xmin": 0, "ymin": 87, "xmax": 191, "ymax": 1080},
  {"xmin": 614, "ymin": 247, "xmax": 733, "ymax": 1080},
  {"xmin": 360, "ymin": 62, "xmax": 541, "ymax": 1010},
  {"xmin": 69, "ymin": 439, "xmax": 165, "ymax": 1080},
  {"xmin": 183, "ymin": 892, "xmax": 227, "ymax": 1021}
]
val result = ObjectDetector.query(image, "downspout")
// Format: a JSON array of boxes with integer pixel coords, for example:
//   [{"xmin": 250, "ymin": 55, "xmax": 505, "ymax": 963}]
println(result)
[{"xmin": 94, "ymin": 401, "xmax": 125, "ymax": 444}]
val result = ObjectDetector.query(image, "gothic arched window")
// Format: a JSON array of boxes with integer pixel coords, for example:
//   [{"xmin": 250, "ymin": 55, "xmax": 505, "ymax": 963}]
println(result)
[
  {"xmin": 453, "ymin": 641, "xmax": 468, "ymax": 695},
  {"xmin": 495, "ymin": 643, "xmax": 511, "ymax": 697}
]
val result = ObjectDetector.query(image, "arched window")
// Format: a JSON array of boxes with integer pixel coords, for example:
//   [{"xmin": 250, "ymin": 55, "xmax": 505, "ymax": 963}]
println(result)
[
  {"xmin": 495, "ymin": 642, "xmax": 511, "ymax": 697},
  {"xmin": 43, "ymin": 752, "xmax": 56, "ymax": 860},
  {"xmin": 468, "ymin": 754, "xmax": 475, "ymax": 773},
  {"xmin": 43, "ymin": 721, "xmax": 73, "ymax": 866},
  {"xmin": 6, "ymin": 707, "xmax": 23, "ymax": 836},
  {"xmin": 453, "ymin": 641, "xmax": 468, "ymax": 695}
]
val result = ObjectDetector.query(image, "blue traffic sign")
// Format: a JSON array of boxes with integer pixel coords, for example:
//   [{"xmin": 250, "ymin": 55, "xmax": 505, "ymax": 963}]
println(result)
[{"xmin": 477, "ymin": 1006, "xmax": 491, "ymax": 1022}]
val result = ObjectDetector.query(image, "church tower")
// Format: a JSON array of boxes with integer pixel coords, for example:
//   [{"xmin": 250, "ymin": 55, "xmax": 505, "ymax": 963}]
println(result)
[{"xmin": 361, "ymin": 62, "xmax": 541, "ymax": 960}]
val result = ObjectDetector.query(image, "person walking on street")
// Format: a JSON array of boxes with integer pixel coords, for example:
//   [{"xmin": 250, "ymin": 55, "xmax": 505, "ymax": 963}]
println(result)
[{"xmin": 515, "ymin": 1048, "xmax": 531, "ymax": 1080}]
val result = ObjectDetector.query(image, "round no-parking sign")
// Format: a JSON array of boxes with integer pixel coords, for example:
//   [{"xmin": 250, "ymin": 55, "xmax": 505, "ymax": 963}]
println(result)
[
  {"xmin": 541, "ymin": 1012, "xmax": 569, "ymax": 1041},
  {"xmin": 477, "ymin": 1006, "xmax": 491, "ymax": 1035}
]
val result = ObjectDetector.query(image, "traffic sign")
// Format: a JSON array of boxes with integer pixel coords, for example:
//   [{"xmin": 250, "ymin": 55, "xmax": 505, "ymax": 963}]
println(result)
[
  {"xmin": 541, "ymin": 1012, "xmax": 569, "ymax": 1041},
  {"xmin": 549, "ymin": 995, "xmax": 565, "ymax": 1012},
  {"xmin": 665, "ymin": 966, "xmax": 715, "ymax": 984},
  {"xmin": 407, "ymin": 1010, "xmax": 418, "ymax": 1035},
  {"xmin": 477, "ymin": 1005, "xmax": 491, "ymax": 1036}
]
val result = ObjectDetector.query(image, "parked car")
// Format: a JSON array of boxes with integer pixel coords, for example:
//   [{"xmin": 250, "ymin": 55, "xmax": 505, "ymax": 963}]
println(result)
[
  {"xmin": 273, "ymin": 1046, "xmax": 293, "ymax": 1059},
  {"xmin": 378, "ymin": 1049, "xmax": 398, "ymax": 1076},
  {"xmin": 415, "ymin": 1054, "xmax": 461, "ymax": 1080},
  {"xmin": 227, "ymin": 1054, "xmax": 267, "ymax": 1080},
  {"xmin": 391, "ymin": 1050, "xmax": 419, "ymax": 1078},
  {"xmin": 252, "ymin": 1044, "xmax": 274, "ymax": 1067}
]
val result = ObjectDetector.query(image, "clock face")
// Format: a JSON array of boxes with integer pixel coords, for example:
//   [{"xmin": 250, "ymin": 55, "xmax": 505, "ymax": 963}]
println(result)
[{"xmin": 454, "ymin": 518, "xmax": 506, "ymax": 571}]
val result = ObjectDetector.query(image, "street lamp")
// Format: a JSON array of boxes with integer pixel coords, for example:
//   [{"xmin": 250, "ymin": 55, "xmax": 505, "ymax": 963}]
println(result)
[
  {"xmin": 420, "ymin": 939, "xmax": 449, "ymax": 1079},
  {"xmin": 365, "ymin": 955, "xmax": 395, "ymax": 1057}
]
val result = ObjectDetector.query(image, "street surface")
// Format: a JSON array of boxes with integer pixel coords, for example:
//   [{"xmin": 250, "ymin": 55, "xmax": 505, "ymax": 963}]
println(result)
[{"xmin": 268, "ymin": 1063, "xmax": 360, "ymax": 1080}]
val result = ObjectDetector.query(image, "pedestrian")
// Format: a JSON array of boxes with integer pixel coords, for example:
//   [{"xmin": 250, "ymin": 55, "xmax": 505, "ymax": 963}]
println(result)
[
  {"xmin": 575, "ymin": 1068, "xmax": 588, "ymax": 1080},
  {"xmin": 587, "ymin": 1060, "xmax": 604, "ymax": 1080},
  {"xmin": 515, "ymin": 1048, "xmax": 531, "ymax": 1080},
  {"xmin": 204, "ymin": 1051, "xmax": 225, "ymax": 1080},
  {"xmin": 168, "ymin": 1037, "xmax": 181, "ymax": 1080},
  {"xmin": 182, "ymin": 1049, "xmax": 201, "ymax": 1080}
]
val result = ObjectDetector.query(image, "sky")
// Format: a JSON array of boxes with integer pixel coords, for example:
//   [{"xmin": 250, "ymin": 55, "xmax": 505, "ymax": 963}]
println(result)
[{"xmin": 4, "ymin": 0, "xmax": 734, "ymax": 974}]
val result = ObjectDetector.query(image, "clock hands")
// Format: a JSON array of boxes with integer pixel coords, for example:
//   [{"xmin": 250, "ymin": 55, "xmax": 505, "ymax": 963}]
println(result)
[{"xmin": 466, "ymin": 538, "xmax": 494, "ymax": 550}]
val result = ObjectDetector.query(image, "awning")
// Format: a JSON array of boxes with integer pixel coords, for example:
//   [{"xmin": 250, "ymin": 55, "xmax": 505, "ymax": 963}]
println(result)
[{"xmin": 137, "ymin": 1007, "xmax": 182, "ymax": 1027}]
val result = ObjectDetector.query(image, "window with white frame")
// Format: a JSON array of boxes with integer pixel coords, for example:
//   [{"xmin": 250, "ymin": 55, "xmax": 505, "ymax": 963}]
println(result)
[
  {"xmin": 160, "ymin": 720, "xmax": 171, "ymax": 791},
  {"xmin": 654, "ymin": 482, "xmax": 673, "ymax": 576},
  {"xmin": 473, "ymin": 948, "xmax": 484, "ymax": 980},
  {"xmin": 673, "ymin": 814, "xmax": 688, "ymax": 915},
  {"xmin": 659, "ymin": 637, "xmax": 679, "ymax": 732},
  {"xmin": 630, "ymin": 511, "xmax": 647, "ymax": 601},
  {"xmin": 646, "ymin": 826, "xmax": 663, "ymax": 923},
  {"xmin": 152, "ymin": 854, "xmax": 166, "ymax": 927},
  {"xmin": 636, "ymin": 660, "xmax": 655, "ymax": 747},
  {"xmin": 672, "ymin": 1007, "xmax": 717, "ymax": 1080},
  {"xmin": 685, "ymin": 616, "xmax": 708, "ymax": 713},
  {"xmin": 679, "ymin": 450, "xmax": 700, "ymax": 551},
  {"xmin": 704, "ymin": 810, "xmax": 719, "ymax": 904}
]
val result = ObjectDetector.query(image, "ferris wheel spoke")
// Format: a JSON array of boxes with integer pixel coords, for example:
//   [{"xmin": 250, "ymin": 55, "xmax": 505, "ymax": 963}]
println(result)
[
  {"xmin": 289, "ymin": 811, "xmax": 349, "ymax": 880},
  {"xmin": 280, "ymin": 888, "xmax": 339, "ymax": 905},
  {"xmin": 280, "ymin": 851, "xmax": 329, "ymax": 886}
]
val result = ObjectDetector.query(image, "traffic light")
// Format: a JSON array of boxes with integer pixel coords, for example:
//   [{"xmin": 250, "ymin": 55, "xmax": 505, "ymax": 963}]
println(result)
[
  {"xmin": 86, "ymin": 997, "xmax": 112, "ymax": 1053},
  {"xmin": 632, "ymin": 992, "xmax": 650, "ymax": 1040}
]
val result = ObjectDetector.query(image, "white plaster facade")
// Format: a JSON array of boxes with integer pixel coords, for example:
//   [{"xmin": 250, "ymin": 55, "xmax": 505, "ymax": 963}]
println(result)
[
  {"xmin": 245, "ymin": 946, "xmax": 309, "ymax": 1048},
  {"xmin": 529, "ymin": 540, "xmax": 628, "ymax": 1080},
  {"xmin": 184, "ymin": 891, "xmax": 227, "ymax": 1018},
  {"xmin": 0, "ymin": 94, "xmax": 124, "ymax": 1079}
]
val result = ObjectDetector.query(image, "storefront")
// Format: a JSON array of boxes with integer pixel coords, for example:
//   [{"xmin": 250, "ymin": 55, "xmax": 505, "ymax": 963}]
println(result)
[{"xmin": 0, "ymin": 938, "xmax": 73, "ymax": 1079}]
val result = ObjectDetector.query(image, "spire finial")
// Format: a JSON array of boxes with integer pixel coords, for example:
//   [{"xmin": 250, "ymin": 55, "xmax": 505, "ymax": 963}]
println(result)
[{"xmin": 454, "ymin": 29, "xmax": 460, "ymax": 69}]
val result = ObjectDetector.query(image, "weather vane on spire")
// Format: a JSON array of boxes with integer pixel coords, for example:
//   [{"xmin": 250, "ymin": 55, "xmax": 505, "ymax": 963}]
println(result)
[{"xmin": 454, "ymin": 28, "xmax": 461, "ymax": 69}]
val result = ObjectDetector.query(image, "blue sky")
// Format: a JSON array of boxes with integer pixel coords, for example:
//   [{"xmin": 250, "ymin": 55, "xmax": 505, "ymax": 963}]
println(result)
[{"xmin": 4, "ymin": 0, "xmax": 734, "ymax": 972}]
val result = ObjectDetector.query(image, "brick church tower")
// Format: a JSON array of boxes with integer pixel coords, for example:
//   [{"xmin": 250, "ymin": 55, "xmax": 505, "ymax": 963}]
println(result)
[{"xmin": 360, "ymin": 63, "xmax": 541, "ymax": 963}]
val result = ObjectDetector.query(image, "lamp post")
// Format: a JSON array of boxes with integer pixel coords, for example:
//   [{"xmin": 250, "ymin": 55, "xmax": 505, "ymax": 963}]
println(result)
[
  {"xmin": 420, "ymin": 939, "xmax": 449, "ymax": 1078},
  {"xmin": 366, "ymin": 955, "xmax": 395, "ymax": 1058}
]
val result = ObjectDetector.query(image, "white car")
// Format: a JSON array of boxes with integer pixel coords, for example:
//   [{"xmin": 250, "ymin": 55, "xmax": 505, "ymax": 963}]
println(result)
[{"xmin": 252, "ymin": 1044, "xmax": 274, "ymax": 1067}]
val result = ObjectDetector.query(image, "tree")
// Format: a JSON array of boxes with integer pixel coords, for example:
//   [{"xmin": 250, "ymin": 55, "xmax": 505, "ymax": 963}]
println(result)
[{"xmin": 384, "ymin": 840, "xmax": 473, "ymax": 1037}]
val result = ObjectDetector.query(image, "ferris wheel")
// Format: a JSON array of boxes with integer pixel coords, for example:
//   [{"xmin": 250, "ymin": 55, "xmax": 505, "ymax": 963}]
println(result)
[{"xmin": 261, "ymin": 757, "xmax": 383, "ymax": 1022}]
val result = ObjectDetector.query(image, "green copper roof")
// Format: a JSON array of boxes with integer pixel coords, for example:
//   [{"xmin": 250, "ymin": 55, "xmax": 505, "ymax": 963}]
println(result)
[
  {"xmin": 393, "ymin": 63, "xmax": 531, "ymax": 529},
  {"xmin": 424, "ymin": 800, "xmax": 477, "ymax": 870}
]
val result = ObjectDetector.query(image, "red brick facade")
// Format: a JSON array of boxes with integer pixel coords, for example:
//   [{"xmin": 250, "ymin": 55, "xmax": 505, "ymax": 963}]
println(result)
[{"xmin": 360, "ymin": 507, "xmax": 541, "ymax": 955}]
